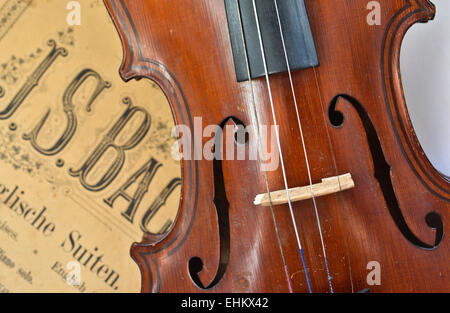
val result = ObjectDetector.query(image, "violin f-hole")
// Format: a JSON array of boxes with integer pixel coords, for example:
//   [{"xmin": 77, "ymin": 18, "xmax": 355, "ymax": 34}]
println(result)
[
  {"xmin": 329, "ymin": 94, "xmax": 443, "ymax": 250},
  {"xmin": 189, "ymin": 116, "xmax": 247, "ymax": 289}
]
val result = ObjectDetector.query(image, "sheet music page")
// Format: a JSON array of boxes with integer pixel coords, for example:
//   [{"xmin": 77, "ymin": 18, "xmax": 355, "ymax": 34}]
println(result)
[{"xmin": 0, "ymin": 0, "xmax": 180, "ymax": 293}]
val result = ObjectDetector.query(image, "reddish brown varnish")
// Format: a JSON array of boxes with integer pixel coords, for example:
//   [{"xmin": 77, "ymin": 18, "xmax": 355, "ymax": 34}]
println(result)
[{"xmin": 104, "ymin": 0, "xmax": 449, "ymax": 292}]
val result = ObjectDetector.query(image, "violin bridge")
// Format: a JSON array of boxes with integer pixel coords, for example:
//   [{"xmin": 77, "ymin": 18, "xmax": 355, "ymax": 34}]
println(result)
[{"xmin": 253, "ymin": 173, "xmax": 355, "ymax": 206}]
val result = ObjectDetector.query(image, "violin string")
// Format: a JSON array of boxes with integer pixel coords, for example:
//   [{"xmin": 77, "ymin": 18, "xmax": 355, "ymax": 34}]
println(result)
[
  {"xmin": 251, "ymin": 0, "xmax": 313, "ymax": 293},
  {"xmin": 311, "ymin": 66, "xmax": 356, "ymax": 292},
  {"xmin": 234, "ymin": 0, "xmax": 294, "ymax": 293},
  {"xmin": 272, "ymin": 0, "xmax": 334, "ymax": 293}
]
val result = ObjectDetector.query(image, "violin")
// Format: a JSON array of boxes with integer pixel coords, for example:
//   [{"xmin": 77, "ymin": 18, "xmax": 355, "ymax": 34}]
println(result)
[{"xmin": 104, "ymin": 0, "xmax": 449, "ymax": 292}]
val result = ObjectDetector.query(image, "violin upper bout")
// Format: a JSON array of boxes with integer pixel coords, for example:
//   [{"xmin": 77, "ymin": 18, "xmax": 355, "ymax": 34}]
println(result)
[
  {"xmin": 103, "ymin": 0, "xmax": 140, "ymax": 81},
  {"xmin": 104, "ymin": 0, "xmax": 167, "ymax": 82}
]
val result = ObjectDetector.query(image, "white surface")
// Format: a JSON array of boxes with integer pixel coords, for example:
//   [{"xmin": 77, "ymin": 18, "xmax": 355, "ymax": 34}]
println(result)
[{"xmin": 400, "ymin": 0, "xmax": 450, "ymax": 176}]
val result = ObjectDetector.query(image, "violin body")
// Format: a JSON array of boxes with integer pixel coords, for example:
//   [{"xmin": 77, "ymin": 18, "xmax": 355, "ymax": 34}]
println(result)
[{"xmin": 104, "ymin": 0, "xmax": 449, "ymax": 292}]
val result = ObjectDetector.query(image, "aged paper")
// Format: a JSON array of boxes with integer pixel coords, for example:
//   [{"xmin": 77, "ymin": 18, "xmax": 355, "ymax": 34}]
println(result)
[{"xmin": 0, "ymin": 0, "xmax": 181, "ymax": 292}]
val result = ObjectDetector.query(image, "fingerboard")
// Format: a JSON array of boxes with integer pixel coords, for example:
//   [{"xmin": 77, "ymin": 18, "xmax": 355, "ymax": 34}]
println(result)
[{"xmin": 225, "ymin": 0, "xmax": 319, "ymax": 82}]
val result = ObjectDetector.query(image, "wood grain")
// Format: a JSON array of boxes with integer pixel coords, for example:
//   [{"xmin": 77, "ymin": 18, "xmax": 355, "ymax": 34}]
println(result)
[{"xmin": 104, "ymin": 0, "xmax": 449, "ymax": 293}]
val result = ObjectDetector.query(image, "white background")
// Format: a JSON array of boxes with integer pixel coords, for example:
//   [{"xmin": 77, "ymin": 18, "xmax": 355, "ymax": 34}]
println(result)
[{"xmin": 401, "ymin": 0, "xmax": 450, "ymax": 176}]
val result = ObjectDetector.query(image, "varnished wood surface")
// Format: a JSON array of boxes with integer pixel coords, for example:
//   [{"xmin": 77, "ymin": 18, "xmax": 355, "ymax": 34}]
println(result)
[{"xmin": 104, "ymin": 0, "xmax": 449, "ymax": 292}]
